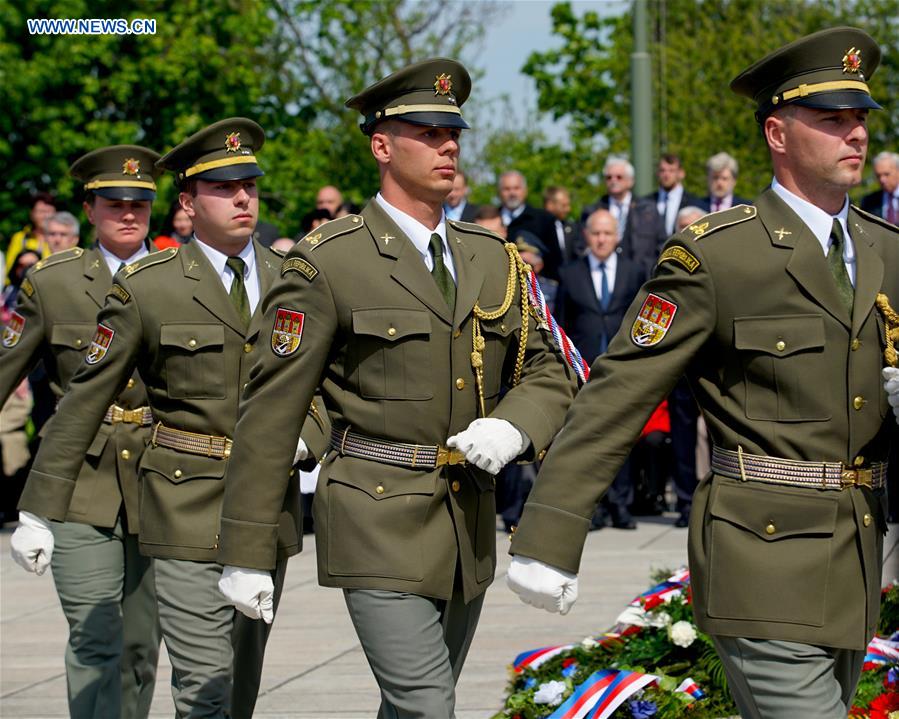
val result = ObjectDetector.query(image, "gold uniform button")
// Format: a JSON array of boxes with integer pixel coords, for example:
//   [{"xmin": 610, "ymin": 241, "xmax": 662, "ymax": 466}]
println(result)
[
  {"xmin": 120, "ymin": 449, "xmax": 131, "ymax": 460},
  {"xmin": 863, "ymin": 513, "xmax": 873, "ymax": 527},
  {"xmin": 775, "ymin": 340, "xmax": 786, "ymax": 352},
  {"xmin": 289, "ymin": 469, "xmax": 295, "ymax": 477},
  {"xmin": 126, "ymin": 378, "xmax": 135, "ymax": 389},
  {"xmin": 375, "ymin": 485, "xmax": 385, "ymax": 494},
  {"xmin": 387, "ymin": 327, "xmax": 397, "ymax": 337},
  {"xmin": 451, "ymin": 480, "xmax": 461, "ymax": 492},
  {"xmin": 188, "ymin": 338, "xmax": 197, "ymax": 348},
  {"xmin": 173, "ymin": 469, "xmax": 183, "ymax": 479},
  {"xmin": 453, "ymin": 328, "xmax": 461, "ymax": 338},
  {"xmin": 352, "ymin": 216, "xmax": 361, "ymax": 224},
  {"xmin": 854, "ymin": 456, "xmax": 865, "ymax": 466},
  {"xmin": 75, "ymin": 338, "xmax": 83, "ymax": 347},
  {"xmin": 853, "ymin": 396, "xmax": 866, "ymax": 410},
  {"xmin": 455, "ymin": 378, "xmax": 465, "ymax": 390},
  {"xmin": 537, "ymin": 449, "xmax": 547, "ymax": 461},
  {"xmin": 851, "ymin": 338, "xmax": 861, "ymax": 351},
  {"xmin": 765, "ymin": 523, "xmax": 776, "ymax": 535},
  {"xmin": 243, "ymin": 343, "xmax": 252, "ymax": 353}
]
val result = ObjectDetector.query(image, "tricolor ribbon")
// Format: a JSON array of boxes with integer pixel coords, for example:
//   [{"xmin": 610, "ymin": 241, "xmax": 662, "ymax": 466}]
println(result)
[
  {"xmin": 629, "ymin": 581, "xmax": 685, "ymax": 610},
  {"xmin": 545, "ymin": 669, "xmax": 658, "ymax": 719},
  {"xmin": 675, "ymin": 678, "xmax": 705, "ymax": 700},
  {"xmin": 864, "ymin": 636, "xmax": 899, "ymax": 665},
  {"xmin": 525, "ymin": 269, "xmax": 589, "ymax": 384},
  {"xmin": 513, "ymin": 644, "xmax": 575, "ymax": 672}
]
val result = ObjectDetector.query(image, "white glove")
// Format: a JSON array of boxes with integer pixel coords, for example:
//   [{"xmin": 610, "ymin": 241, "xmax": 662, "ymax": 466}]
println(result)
[
  {"xmin": 884, "ymin": 367, "xmax": 899, "ymax": 424},
  {"xmin": 446, "ymin": 418, "xmax": 525, "ymax": 475},
  {"xmin": 506, "ymin": 555, "xmax": 578, "ymax": 615},
  {"xmin": 218, "ymin": 566, "xmax": 274, "ymax": 624},
  {"xmin": 10, "ymin": 511, "xmax": 54, "ymax": 575},
  {"xmin": 293, "ymin": 437, "xmax": 309, "ymax": 465}
]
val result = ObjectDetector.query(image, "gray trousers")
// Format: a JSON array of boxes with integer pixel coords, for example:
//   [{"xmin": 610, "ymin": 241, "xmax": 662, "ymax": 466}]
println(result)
[
  {"xmin": 712, "ymin": 635, "xmax": 865, "ymax": 719},
  {"xmin": 50, "ymin": 519, "xmax": 159, "ymax": 719},
  {"xmin": 153, "ymin": 557, "xmax": 287, "ymax": 719},
  {"xmin": 343, "ymin": 588, "xmax": 485, "ymax": 719}
]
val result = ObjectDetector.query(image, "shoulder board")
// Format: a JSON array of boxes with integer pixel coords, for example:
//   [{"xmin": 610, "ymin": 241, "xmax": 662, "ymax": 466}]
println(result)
[
  {"xmin": 30, "ymin": 247, "xmax": 84, "ymax": 273},
  {"xmin": 301, "ymin": 214, "xmax": 364, "ymax": 251},
  {"xmin": 447, "ymin": 219, "xmax": 506, "ymax": 242},
  {"xmin": 851, "ymin": 204, "xmax": 899, "ymax": 234},
  {"xmin": 121, "ymin": 246, "xmax": 179, "ymax": 277},
  {"xmin": 267, "ymin": 244, "xmax": 287, "ymax": 258},
  {"xmin": 677, "ymin": 204, "xmax": 757, "ymax": 241}
]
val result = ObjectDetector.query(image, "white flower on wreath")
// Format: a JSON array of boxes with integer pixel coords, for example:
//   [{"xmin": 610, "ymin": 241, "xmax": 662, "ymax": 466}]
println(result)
[
  {"xmin": 533, "ymin": 680, "xmax": 567, "ymax": 706},
  {"xmin": 648, "ymin": 611, "xmax": 672, "ymax": 628},
  {"xmin": 669, "ymin": 620, "xmax": 697, "ymax": 648},
  {"xmin": 581, "ymin": 636, "xmax": 599, "ymax": 649}
]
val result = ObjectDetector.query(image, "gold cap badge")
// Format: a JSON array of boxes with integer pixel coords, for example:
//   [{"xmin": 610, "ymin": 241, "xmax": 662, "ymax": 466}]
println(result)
[
  {"xmin": 434, "ymin": 73, "xmax": 453, "ymax": 96},
  {"xmin": 225, "ymin": 131, "xmax": 241, "ymax": 152},
  {"xmin": 842, "ymin": 47, "xmax": 862, "ymax": 74},
  {"xmin": 122, "ymin": 158, "xmax": 140, "ymax": 175}
]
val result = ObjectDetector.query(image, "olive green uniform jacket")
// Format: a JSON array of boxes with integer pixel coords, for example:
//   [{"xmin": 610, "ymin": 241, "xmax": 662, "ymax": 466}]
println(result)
[
  {"xmin": 217, "ymin": 202, "xmax": 578, "ymax": 603},
  {"xmin": 19, "ymin": 239, "xmax": 329, "ymax": 561},
  {"xmin": 1, "ymin": 246, "xmax": 147, "ymax": 530},
  {"xmin": 511, "ymin": 190, "xmax": 898, "ymax": 651}
]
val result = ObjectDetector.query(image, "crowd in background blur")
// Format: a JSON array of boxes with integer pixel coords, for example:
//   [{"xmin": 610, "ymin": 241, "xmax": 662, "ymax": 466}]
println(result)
[{"xmin": 2, "ymin": 149, "xmax": 898, "ymax": 529}]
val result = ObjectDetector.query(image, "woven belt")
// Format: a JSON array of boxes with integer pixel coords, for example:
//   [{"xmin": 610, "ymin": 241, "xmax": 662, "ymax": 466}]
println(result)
[
  {"xmin": 151, "ymin": 422, "xmax": 232, "ymax": 459},
  {"xmin": 330, "ymin": 426, "xmax": 466, "ymax": 470},
  {"xmin": 103, "ymin": 404, "xmax": 152, "ymax": 426},
  {"xmin": 712, "ymin": 446, "xmax": 887, "ymax": 491}
]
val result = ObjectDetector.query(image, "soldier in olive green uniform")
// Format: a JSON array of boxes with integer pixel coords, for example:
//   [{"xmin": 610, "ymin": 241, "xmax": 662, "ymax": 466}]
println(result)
[
  {"xmin": 5, "ymin": 146, "xmax": 161, "ymax": 719},
  {"xmin": 506, "ymin": 28, "xmax": 898, "ymax": 719},
  {"xmin": 17, "ymin": 119, "xmax": 329, "ymax": 719},
  {"xmin": 215, "ymin": 60, "xmax": 579, "ymax": 718}
]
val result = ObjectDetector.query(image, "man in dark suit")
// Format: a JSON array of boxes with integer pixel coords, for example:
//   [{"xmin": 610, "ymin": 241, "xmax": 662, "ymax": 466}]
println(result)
[
  {"xmin": 497, "ymin": 170, "xmax": 561, "ymax": 280},
  {"xmin": 699, "ymin": 152, "xmax": 753, "ymax": 213},
  {"xmin": 443, "ymin": 169, "xmax": 480, "ymax": 222},
  {"xmin": 580, "ymin": 155, "xmax": 667, "ymax": 275},
  {"xmin": 860, "ymin": 151, "xmax": 899, "ymax": 224},
  {"xmin": 556, "ymin": 209, "xmax": 646, "ymax": 529},
  {"xmin": 543, "ymin": 185, "xmax": 585, "ymax": 266},
  {"xmin": 645, "ymin": 153, "xmax": 703, "ymax": 236}
]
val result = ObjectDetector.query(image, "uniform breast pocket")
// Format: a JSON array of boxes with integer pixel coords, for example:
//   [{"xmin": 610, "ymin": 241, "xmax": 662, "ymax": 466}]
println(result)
[
  {"xmin": 50, "ymin": 322, "xmax": 94, "ymax": 359},
  {"xmin": 734, "ymin": 314, "xmax": 830, "ymax": 421},
  {"xmin": 159, "ymin": 324, "xmax": 226, "ymax": 399},
  {"xmin": 478, "ymin": 310, "xmax": 521, "ymax": 398},
  {"xmin": 350, "ymin": 308, "xmax": 432, "ymax": 400}
]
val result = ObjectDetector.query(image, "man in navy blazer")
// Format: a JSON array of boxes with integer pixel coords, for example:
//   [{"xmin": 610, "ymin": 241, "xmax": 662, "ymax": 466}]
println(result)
[
  {"xmin": 556, "ymin": 209, "xmax": 646, "ymax": 528},
  {"xmin": 699, "ymin": 152, "xmax": 752, "ymax": 212},
  {"xmin": 860, "ymin": 151, "xmax": 899, "ymax": 224}
]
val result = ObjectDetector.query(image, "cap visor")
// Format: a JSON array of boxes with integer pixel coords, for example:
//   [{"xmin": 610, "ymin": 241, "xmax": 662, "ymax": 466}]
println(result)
[
  {"xmin": 792, "ymin": 91, "xmax": 882, "ymax": 111},
  {"xmin": 397, "ymin": 111, "xmax": 470, "ymax": 130},
  {"xmin": 94, "ymin": 187, "xmax": 156, "ymax": 201},
  {"xmin": 193, "ymin": 164, "xmax": 265, "ymax": 182}
]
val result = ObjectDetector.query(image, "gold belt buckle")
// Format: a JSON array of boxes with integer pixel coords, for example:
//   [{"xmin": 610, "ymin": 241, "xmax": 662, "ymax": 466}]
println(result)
[
  {"xmin": 436, "ymin": 446, "xmax": 466, "ymax": 467},
  {"xmin": 108, "ymin": 405, "xmax": 124, "ymax": 423},
  {"xmin": 840, "ymin": 466, "xmax": 873, "ymax": 489},
  {"xmin": 121, "ymin": 408, "xmax": 139, "ymax": 424}
]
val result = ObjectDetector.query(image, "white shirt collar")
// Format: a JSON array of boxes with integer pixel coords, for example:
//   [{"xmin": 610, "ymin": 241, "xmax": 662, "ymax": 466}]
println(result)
[
  {"xmin": 192, "ymin": 235, "xmax": 260, "ymax": 313},
  {"xmin": 587, "ymin": 251, "xmax": 617, "ymax": 272},
  {"xmin": 771, "ymin": 177, "xmax": 851, "ymax": 252},
  {"xmin": 99, "ymin": 242, "xmax": 149, "ymax": 276},
  {"xmin": 375, "ymin": 193, "xmax": 455, "ymax": 279}
]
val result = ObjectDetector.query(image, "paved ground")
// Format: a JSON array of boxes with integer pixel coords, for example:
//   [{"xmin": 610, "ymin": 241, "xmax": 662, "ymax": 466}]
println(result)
[{"xmin": 2, "ymin": 516, "xmax": 897, "ymax": 718}]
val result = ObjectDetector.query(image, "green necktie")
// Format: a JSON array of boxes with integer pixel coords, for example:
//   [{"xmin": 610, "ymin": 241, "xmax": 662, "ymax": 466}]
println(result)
[
  {"xmin": 827, "ymin": 219, "xmax": 853, "ymax": 314},
  {"xmin": 429, "ymin": 233, "xmax": 456, "ymax": 310},
  {"xmin": 225, "ymin": 256, "xmax": 251, "ymax": 328}
]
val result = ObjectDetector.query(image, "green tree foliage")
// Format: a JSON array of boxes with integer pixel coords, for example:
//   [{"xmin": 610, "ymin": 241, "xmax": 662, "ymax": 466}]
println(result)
[
  {"xmin": 0, "ymin": 0, "xmax": 275, "ymax": 242},
  {"xmin": 0, "ymin": 0, "xmax": 497, "ymax": 244},
  {"xmin": 523, "ymin": 0, "xmax": 899, "ymax": 208}
]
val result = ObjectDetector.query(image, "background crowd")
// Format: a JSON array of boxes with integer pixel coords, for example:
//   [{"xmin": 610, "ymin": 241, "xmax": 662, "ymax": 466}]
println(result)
[{"xmin": 3, "ymin": 148, "xmax": 898, "ymax": 533}]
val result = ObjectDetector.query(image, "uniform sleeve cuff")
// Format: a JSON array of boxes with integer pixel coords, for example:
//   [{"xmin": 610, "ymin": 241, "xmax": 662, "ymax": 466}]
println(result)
[
  {"xmin": 17, "ymin": 470, "xmax": 75, "ymax": 521},
  {"xmin": 509, "ymin": 502, "xmax": 591, "ymax": 575},
  {"xmin": 217, "ymin": 517, "xmax": 280, "ymax": 570}
]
